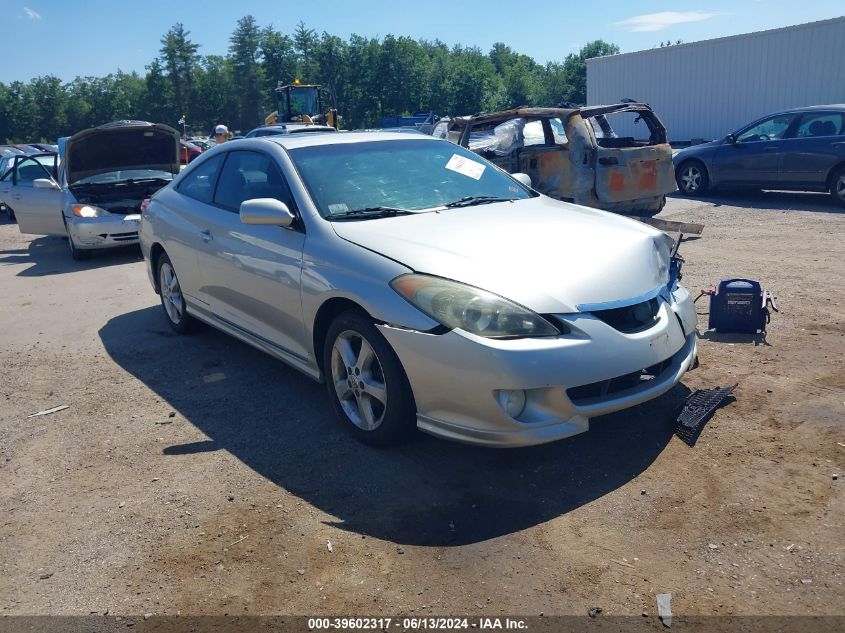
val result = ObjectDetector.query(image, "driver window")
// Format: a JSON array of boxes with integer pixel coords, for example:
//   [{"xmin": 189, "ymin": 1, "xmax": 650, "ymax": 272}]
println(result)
[
  {"xmin": 14, "ymin": 158, "xmax": 51, "ymax": 187},
  {"xmin": 214, "ymin": 151, "xmax": 294, "ymax": 213},
  {"xmin": 737, "ymin": 115, "xmax": 794, "ymax": 143}
]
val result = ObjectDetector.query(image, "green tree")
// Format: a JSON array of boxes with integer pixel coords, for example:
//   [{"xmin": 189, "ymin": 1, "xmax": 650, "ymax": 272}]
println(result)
[
  {"xmin": 140, "ymin": 59, "xmax": 173, "ymax": 126},
  {"xmin": 229, "ymin": 15, "xmax": 264, "ymax": 131},
  {"xmin": 159, "ymin": 23, "xmax": 200, "ymax": 126},
  {"xmin": 293, "ymin": 21, "xmax": 319, "ymax": 80},
  {"xmin": 560, "ymin": 40, "xmax": 620, "ymax": 105},
  {"xmin": 260, "ymin": 26, "xmax": 297, "ymax": 113}
]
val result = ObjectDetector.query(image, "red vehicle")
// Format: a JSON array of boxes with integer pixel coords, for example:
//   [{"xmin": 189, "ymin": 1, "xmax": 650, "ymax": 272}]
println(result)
[{"xmin": 180, "ymin": 140, "xmax": 202, "ymax": 165}]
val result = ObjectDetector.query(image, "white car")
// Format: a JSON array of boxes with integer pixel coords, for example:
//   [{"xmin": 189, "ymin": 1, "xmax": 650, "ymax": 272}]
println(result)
[{"xmin": 1, "ymin": 121, "xmax": 180, "ymax": 259}]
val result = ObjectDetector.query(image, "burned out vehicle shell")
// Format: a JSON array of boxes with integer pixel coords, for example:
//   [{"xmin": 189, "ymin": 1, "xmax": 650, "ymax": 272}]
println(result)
[{"xmin": 453, "ymin": 104, "xmax": 677, "ymax": 216}]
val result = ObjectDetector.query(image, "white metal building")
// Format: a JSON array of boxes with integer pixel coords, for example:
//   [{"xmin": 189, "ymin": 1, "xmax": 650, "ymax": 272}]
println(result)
[{"xmin": 586, "ymin": 17, "xmax": 845, "ymax": 142}]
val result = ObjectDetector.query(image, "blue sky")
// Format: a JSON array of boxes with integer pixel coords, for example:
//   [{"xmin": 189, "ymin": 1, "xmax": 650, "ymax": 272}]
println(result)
[{"xmin": 3, "ymin": 0, "xmax": 843, "ymax": 83}]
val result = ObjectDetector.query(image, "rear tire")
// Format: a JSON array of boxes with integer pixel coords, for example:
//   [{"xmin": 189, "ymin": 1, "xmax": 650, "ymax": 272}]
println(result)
[
  {"xmin": 830, "ymin": 166, "xmax": 845, "ymax": 208},
  {"xmin": 323, "ymin": 309, "xmax": 416, "ymax": 446},
  {"xmin": 157, "ymin": 253, "xmax": 196, "ymax": 334},
  {"xmin": 676, "ymin": 160, "xmax": 709, "ymax": 196}
]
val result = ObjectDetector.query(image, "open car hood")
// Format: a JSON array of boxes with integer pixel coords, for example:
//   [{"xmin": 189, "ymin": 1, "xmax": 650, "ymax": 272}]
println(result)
[
  {"xmin": 65, "ymin": 121, "xmax": 180, "ymax": 185},
  {"xmin": 331, "ymin": 196, "xmax": 674, "ymax": 314}
]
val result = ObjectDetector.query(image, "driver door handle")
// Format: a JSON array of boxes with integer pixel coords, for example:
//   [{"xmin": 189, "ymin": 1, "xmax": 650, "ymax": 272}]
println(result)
[
  {"xmin": 200, "ymin": 229, "xmax": 213, "ymax": 242},
  {"xmin": 763, "ymin": 146, "xmax": 779, "ymax": 152}
]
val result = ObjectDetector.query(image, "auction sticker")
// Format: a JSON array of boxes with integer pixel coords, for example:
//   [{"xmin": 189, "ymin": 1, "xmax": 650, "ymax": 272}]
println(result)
[{"xmin": 445, "ymin": 154, "xmax": 486, "ymax": 180}]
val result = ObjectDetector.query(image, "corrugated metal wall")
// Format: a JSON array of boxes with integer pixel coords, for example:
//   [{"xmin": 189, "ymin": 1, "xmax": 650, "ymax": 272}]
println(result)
[{"xmin": 586, "ymin": 17, "xmax": 845, "ymax": 142}]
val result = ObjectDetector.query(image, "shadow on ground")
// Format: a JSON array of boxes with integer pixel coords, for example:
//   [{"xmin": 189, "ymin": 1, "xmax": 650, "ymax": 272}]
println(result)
[
  {"xmin": 667, "ymin": 189, "xmax": 843, "ymax": 213},
  {"xmin": 99, "ymin": 306, "xmax": 687, "ymax": 547},
  {"xmin": 0, "ymin": 235, "xmax": 141, "ymax": 276}
]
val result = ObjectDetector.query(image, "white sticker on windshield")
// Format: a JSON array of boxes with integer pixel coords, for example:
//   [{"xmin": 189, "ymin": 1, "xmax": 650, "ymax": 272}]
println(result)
[
  {"xmin": 445, "ymin": 154, "xmax": 486, "ymax": 180},
  {"xmin": 328, "ymin": 203, "xmax": 349, "ymax": 213}
]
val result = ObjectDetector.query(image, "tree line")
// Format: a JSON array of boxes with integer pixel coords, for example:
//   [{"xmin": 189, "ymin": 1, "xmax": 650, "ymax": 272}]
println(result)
[{"xmin": 0, "ymin": 17, "xmax": 619, "ymax": 142}]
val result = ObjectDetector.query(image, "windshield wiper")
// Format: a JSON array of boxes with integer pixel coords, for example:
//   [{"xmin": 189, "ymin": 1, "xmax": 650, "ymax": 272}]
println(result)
[
  {"xmin": 325, "ymin": 206, "xmax": 416, "ymax": 221},
  {"xmin": 444, "ymin": 195, "xmax": 515, "ymax": 208}
]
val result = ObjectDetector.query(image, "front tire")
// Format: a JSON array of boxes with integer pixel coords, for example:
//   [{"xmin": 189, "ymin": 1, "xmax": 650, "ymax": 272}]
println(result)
[
  {"xmin": 157, "ymin": 253, "xmax": 195, "ymax": 333},
  {"xmin": 68, "ymin": 234, "xmax": 90, "ymax": 261},
  {"xmin": 830, "ymin": 166, "xmax": 845, "ymax": 208},
  {"xmin": 676, "ymin": 160, "xmax": 709, "ymax": 196},
  {"xmin": 323, "ymin": 310, "xmax": 416, "ymax": 446}
]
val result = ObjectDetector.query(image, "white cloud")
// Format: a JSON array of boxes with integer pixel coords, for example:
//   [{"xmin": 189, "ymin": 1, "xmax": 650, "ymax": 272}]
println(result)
[
  {"xmin": 613, "ymin": 11, "xmax": 718, "ymax": 33},
  {"xmin": 23, "ymin": 7, "xmax": 42, "ymax": 20}
]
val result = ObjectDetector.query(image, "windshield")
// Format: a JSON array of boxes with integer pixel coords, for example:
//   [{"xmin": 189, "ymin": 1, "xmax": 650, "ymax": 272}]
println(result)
[
  {"xmin": 288, "ymin": 139, "xmax": 533, "ymax": 217},
  {"xmin": 288, "ymin": 87, "xmax": 319, "ymax": 117},
  {"xmin": 72, "ymin": 169, "xmax": 173, "ymax": 185}
]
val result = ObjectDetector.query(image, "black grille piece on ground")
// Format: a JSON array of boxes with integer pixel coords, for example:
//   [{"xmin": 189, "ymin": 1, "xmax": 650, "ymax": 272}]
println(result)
[
  {"xmin": 592, "ymin": 298, "xmax": 659, "ymax": 333},
  {"xmin": 567, "ymin": 356, "xmax": 673, "ymax": 404},
  {"xmin": 674, "ymin": 384, "xmax": 737, "ymax": 447}
]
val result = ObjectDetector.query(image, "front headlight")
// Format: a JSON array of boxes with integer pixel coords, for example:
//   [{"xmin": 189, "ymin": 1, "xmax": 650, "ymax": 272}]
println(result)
[
  {"xmin": 390, "ymin": 274, "xmax": 560, "ymax": 339},
  {"xmin": 71, "ymin": 204, "xmax": 107, "ymax": 218}
]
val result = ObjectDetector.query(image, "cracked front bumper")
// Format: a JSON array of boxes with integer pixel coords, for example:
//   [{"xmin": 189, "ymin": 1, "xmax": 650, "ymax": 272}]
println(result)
[
  {"xmin": 378, "ymin": 290, "xmax": 697, "ymax": 447},
  {"xmin": 66, "ymin": 214, "xmax": 141, "ymax": 249}
]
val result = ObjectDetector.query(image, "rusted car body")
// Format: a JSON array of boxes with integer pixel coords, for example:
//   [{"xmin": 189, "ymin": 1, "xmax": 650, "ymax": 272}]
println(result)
[{"xmin": 444, "ymin": 104, "xmax": 676, "ymax": 216}]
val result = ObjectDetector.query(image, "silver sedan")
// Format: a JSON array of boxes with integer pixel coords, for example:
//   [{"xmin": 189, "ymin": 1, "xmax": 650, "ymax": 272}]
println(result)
[{"xmin": 140, "ymin": 132, "xmax": 698, "ymax": 447}]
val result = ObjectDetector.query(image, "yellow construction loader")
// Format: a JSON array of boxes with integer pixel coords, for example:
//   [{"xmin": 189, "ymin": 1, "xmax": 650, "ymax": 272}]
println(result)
[{"xmin": 264, "ymin": 79, "xmax": 338, "ymax": 129}]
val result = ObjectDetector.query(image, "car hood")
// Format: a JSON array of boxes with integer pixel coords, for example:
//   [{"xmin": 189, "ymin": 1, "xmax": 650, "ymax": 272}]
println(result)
[
  {"xmin": 673, "ymin": 138, "xmax": 722, "ymax": 163},
  {"xmin": 64, "ymin": 121, "xmax": 181, "ymax": 185},
  {"xmin": 331, "ymin": 196, "xmax": 674, "ymax": 314}
]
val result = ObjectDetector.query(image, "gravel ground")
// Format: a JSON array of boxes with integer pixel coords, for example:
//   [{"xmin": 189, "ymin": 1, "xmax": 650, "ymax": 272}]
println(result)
[{"xmin": 0, "ymin": 191, "xmax": 842, "ymax": 622}]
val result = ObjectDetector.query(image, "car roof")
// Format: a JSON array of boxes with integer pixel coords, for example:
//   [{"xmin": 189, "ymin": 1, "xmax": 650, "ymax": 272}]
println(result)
[
  {"xmin": 777, "ymin": 104, "xmax": 845, "ymax": 115},
  {"xmin": 245, "ymin": 131, "xmax": 439, "ymax": 150}
]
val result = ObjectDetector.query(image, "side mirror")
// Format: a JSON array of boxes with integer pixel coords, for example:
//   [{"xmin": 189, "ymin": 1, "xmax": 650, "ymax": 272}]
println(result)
[
  {"xmin": 240, "ymin": 198, "xmax": 295, "ymax": 227},
  {"xmin": 726, "ymin": 134, "xmax": 737, "ymax": 145},
  {"xmin": 33, "ymin": 178, "xmax": 60, "ymax": 191},
  {"xmin": 512, "ymin": 172, "xmax": 532, "ymax": 188}
]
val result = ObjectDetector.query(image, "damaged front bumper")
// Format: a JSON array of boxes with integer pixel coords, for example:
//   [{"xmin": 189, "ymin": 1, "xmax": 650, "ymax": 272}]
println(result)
[
  {"xmin": 378, "ymin": 287, "xmax": 698, "ymax": 447},
  {"xmin": 65, "ymin": 213, "xmax": 141, "ymax": 249}
]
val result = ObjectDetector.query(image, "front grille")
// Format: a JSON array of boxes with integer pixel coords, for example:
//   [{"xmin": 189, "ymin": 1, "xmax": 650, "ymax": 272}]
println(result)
[
  {"xmin": 592, "ymin": 298, "xmax": 659, "ymax": 333},
  {"xmin": 567, "ymin": 357, "xmax": 673, "ymax": 404},
  {"xmin": 98, "ymin": 231, "xmax": 139, "ymax": 241}
]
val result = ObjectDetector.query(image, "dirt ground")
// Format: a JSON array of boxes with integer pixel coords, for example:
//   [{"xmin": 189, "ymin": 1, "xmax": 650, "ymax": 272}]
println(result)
[{"xmin": 0, "ymin": 190, "xmax": 843, "ymax": 623}]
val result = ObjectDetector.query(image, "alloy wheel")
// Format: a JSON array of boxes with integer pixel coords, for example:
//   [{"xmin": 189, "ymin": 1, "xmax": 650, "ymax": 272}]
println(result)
[
  {"xmin": 681, "ymin": 165, "xmax": 701, "ymax": 193},
  {"xmin": 159, "ymin": 262, "xmax": 184, "ymax": 325},
  {"xmin": 330, "ymin": 330, "xmax": 388, "ymax": 431},
  {"xmin": 836, "ymin": 174, "xmax": 845, "ymax": 202}
]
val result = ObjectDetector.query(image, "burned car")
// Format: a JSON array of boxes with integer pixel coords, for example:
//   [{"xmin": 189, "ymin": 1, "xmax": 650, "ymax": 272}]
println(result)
[
  {"xmin": 2, "ymin": 120, "xmax": 180, "ymax": 260},
  {"xmin": 445, "ymin": 104, "xmax": 676, "ymax": 216}
]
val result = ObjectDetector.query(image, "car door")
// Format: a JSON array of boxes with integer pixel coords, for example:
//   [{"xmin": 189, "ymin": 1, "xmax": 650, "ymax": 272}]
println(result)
[
  {"xmin": 197, "ymin": 149, "xmax": 309, "ymax": 361},
  {"xmin": 160, "ymin": 152, "xmax": 226, "ymax": 304},
  {"xmin": 777, "ymin": 111, "xmax": 845, "ymax": 188},
  {"xmin": 711, "ymin": 113, "xmax": 798, "ymax": 187},
  {"xmin": 4, "ymin": 155, "xmax": 65, "ymax": 235}
]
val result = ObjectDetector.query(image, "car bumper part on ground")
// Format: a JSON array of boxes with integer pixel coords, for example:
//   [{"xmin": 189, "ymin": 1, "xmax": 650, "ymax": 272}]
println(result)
[
  {"xmin": 379, "ymin": 290, "xmax": 697, "ymax": 447},
  {"xmin": 66, "ymin": 214, "xmax": 141, "ymax": 249}
]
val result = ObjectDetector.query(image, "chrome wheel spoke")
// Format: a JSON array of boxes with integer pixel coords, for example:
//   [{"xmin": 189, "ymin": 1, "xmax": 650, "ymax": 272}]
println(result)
[
  {"xmin": 356, "ymin": 338, "xmax": 375, "ymax": 372},
  {"xmin": 334, "ymin": 377, "xmax": 354, "ymax": 401},
  {"xmin": 334, "ymin": 337, "xmax": 357, "ymax": 369},
  {"xmin": 361, "ymin": 376, "xmax": 387, "ymax": 406},
  {"xmin": 356, "ymin": 394, "xmax": 378, "ymax": 430}
]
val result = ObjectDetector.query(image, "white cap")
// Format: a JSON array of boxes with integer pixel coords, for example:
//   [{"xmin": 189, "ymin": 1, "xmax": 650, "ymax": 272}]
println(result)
[{"xmin": 214, "ymin": 125, "xmax": 228, "ymax": 135}]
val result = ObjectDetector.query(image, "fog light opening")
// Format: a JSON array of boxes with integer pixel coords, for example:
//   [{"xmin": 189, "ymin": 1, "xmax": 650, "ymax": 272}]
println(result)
[{"xmin": 496, "ymin": 389, "xmax": 527, "ymax": 418}]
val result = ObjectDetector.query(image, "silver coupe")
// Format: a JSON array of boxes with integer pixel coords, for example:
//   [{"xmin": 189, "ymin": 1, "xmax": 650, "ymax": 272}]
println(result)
[{"xmin": 140, "ymin": 132, "xmax": 698, "ymax": 447}]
